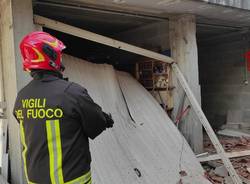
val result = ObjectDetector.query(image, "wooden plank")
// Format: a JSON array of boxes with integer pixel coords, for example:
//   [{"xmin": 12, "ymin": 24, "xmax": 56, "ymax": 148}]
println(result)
[
  {"xmin": 198, "ymin": 150, "xmax": 250, "ymax": 162},
  {"xmin": 34, "ymin": 16, "xmax": 241, "ymax": 184},
  {"xmin": 34, "ymin": 15, "xmax": 174, "ymax": 64}
]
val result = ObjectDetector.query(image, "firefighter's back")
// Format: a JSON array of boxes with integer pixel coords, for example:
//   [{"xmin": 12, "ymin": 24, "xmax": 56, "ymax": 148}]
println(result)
[{"xmin": 14, "ymin": 73, "xmax": 92, "ymax": 184}]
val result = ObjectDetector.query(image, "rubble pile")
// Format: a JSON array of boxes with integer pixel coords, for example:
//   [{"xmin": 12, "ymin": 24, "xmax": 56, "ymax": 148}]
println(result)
[{"xmin": 203, "ymin": 135, "xmax": 250, "ymax": 183}]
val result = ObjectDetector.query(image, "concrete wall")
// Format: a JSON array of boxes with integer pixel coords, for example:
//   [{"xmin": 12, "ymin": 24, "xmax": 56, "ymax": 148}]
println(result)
[
  {"xmin": 0, "ymin": 0, "xmax": 35, "ymax": 183},
  {"xmin": 113, "ymin": 21, "xmax": 169, "ymax": 51},
  {"xmin": 198, "ymin": 33, "xmax": 250, "ymax": 129}
]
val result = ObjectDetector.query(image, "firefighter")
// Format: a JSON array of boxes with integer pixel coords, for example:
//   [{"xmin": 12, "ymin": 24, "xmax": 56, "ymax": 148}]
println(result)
[{"xmin": 13, "ymin": 31, "xmax": 114, "ymax": 184}]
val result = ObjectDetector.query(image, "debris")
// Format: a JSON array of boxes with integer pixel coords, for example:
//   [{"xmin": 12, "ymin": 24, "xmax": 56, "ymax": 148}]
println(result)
[
  {"xmin": 209, "ymin": 170, "xmax": 224, "ymax": 183},
  {"xmin": 203, "ymin": 134, "xmax": 250, "ymax": 183},
  {"xmin": 247, "ymin": 168, "xmax": 250, "ymax": 174},
  {"xmin": 196, "ymin": 152, "xmax": 209, "ymax": 158},
  {"xmin": 224, "ymin": 176, "xmax": 233, "ymax": 184},
  {"xmin": 204, "ymin": 135, "xmax": 250, "ymax": 153},
  {"xmin": 217, "ymin": 129, "xmax": 250, "ymax": 138},
  {"xmin": 198, "ymin": 150, "xmax": 250, "ymax": 162},
  {"xmin": 206, "ymin": 161, "xmax": 224, "ymax": 169},
  {"xmin": 179, "ymin": 170, "xmax": 187, "ymax": 177},
  {"xmin": 204, "ymin": 172, "xmax": 217, "ymax": 183},
  {"xmin": 214, "ymin": 166, "xmax": 228, "ymax": 177}
]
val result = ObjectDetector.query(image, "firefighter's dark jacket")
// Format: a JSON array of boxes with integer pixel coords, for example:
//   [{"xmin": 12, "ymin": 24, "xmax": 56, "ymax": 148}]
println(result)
[{"xmin": 13, "ymin": 70, "xmax": 112, "ymax": 184}]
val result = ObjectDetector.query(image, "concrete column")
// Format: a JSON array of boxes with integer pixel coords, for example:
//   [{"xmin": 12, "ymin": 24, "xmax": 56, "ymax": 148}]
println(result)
[
  {"xmin": 169, "ymin": 15, "xmax": 203, "ymax": 153},
  {"xmin": 0, "ymin": 0, "xmax": 35, "ymax": 183}
]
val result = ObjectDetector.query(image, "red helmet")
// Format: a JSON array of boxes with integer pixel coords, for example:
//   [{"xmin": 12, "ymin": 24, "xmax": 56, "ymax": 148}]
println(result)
[{"xmin": 20, "ymin": 31, "xmax": 66, "ymax": 72}]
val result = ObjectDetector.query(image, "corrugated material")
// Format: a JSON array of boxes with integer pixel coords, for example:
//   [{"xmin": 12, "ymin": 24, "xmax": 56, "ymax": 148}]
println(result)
[
  {"xmin": 0, "ymin": 175, "xmax": 8, "ymax": 184},
  {"xmin": 63, "ymin": 54, "xmax": 211, "ymax": 184}
]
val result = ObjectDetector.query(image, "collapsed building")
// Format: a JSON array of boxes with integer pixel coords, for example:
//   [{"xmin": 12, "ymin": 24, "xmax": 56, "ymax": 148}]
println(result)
[{"xmin": 1, "ymin": 0, "xmax": 250, "ymax": 183}]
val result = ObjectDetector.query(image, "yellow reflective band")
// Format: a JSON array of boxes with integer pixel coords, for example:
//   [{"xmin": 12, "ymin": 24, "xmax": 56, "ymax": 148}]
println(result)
[
  {"xmin": 43, "ymin": 39, "xmax": 58, "ymax": 47},
  {"xmin": 20, "ymin": 120, "xmax": 37, "ymax": 184},
  {"xmin": 46, "ymin": 120, "xmax": 64, "ymax": 184},
  {"xmin": 30, "ymin": 47, "xmax": 45, "ymax": 63},
  {"xmin": 65, "ymin": 171, "xmax": 91, "ymax": 184},
  {"xmin": 85, "ymin": 179, "xmax": 92, "ymax": 184},
  {"xmin": 86, "ymin": 178, "xmax": 92, "ymax": 184},
  {"xmin": 46, "ymin": 120, "xmax": 56, "ymax": 184},
  {"xmin": 55, "ymin": 120, "xmax": 64, "ymax": 184}
]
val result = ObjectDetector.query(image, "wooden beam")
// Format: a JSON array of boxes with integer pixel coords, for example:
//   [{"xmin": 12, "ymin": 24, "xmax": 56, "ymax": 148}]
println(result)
[
  {"xmin": 198, "ymin": 150, "xmax": 250, "ymax": 162},
  {"xmin": 34, "ymin": 15, "xmax": 242, "ymax": 184},
  {"xmin": 34, "ymin": 15, "xmax": 174, "ymax": 64}
]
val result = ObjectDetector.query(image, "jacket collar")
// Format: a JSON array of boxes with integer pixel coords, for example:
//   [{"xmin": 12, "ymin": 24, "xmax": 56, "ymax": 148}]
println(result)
[{"xmin": 31, "ymin": 70, "xmax": 63, "ymax": 82}]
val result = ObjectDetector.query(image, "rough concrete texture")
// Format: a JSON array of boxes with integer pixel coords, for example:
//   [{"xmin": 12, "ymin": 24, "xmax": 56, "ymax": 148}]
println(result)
[
  {"xmin": 199, "ymin": 33, "xmax": 250, "ymax": 129},
  {"xmin": 170, "ymin": 15, "xmax": 203, "ymax": 153},
  {"xmin": 113, "ymin": 21, "xmax": 170, "ymax": 51},
  {"xmin": 63, "ymin": 54, "xmax": 211, "ymax": 184}
]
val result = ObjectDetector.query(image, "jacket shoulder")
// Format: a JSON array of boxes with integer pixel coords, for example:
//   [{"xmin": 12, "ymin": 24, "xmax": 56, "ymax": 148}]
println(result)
[{"xmin": 64, "ymin": 82, "xmax": 88, "ymax": 95}]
